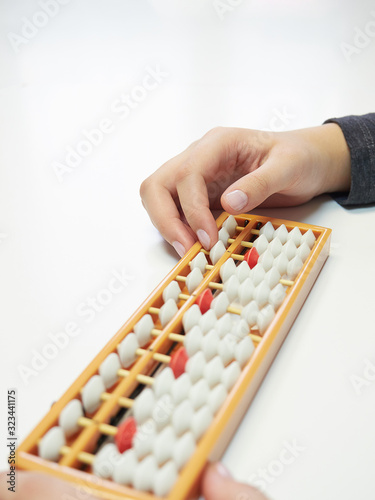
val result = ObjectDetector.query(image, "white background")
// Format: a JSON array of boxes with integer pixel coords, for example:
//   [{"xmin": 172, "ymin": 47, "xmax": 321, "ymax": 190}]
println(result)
[{"xmin": 1, "ymin": 1, "xmax": 375, "ymax": 499}]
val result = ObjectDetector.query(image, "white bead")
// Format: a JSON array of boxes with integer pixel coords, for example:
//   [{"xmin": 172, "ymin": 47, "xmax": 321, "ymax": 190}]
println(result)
[
  {"xmin": 199, "ymin": 309, "xmax": 217, "ymax": 334},
  {"xmin": 235, "ymin": 336, "xmax": 255, "ymax": 367},
  {"xmin": 218, "ymin": 227, "xmax": 230, "ymax": 246},
  {"xmin": 297, "ymin": 242, "xmax": 311, "ymax": 263},
  {"xmin": 254, "ymin": 281, "xmax": 271, "ymax": 308},
  {"xmin": 274, "ymin": 224, "xmax": 288, "ymax": 244},
  {"xmin": 268, "ymin": 237, "xmax": 283, "ymax": 257},
  {"xmin": 274, "ymin": 252, "xmax": 289, "ymax": 275},
  {"xmin": 218, "ymin": 336, "xmax": 236, "ymax": 366},
  {"xmin": 259, "ymin": 249, "xmax": 274, "ymax": 272},
  {"xmin": 204, "ymin": 356, "xmax": 225, "ymax": 388},
  {"xmin": 113, "ymin": 449, "xmax": 137, "ymax": 485},
  {"xmin": 173, "ymin": 431, "xmax": 196, "ymax": 470},
  {"xmin": 236, "ymin": 261, "xmax": 251, "ymax": 283},
  {"xmin": 172, "ymin": 400, "xmax": 194, "ymax": 436},
  {"xmin": 259, "ymin": 221, "xmax": 275, "ymax": 241},
  {"xmin": 162, "ymin": 281, "xmax": 181, "ymax": 303},
  {"xmin": 82, "ymin": 375, "xmax": 105, "ymax": 414},
  {"xmin": 238, "ymin": 277, "xmax": 255, "ymax": 306},
  {"xmin": 99, "ymin": 353, "xmax": 121, "ymax": 389},
  {"xmin": 93, "ymin": 443, "xmax": 120, "ymax": 479},
  {"xmin": 202, "ymin": 329, "xmax": 220, "ymax": 360},
  {"xmin": 191, "ymin": 405, "xmax": 213, "ymax": 440},
  {"xmin": 288, "ymin": 226, "xmax": 302, "ymax": 247},
  {"xmin": 186, "ymin": 351, "xmax": 206, "ymax": 383},
  {"xmin": 153, "ymin": 367, "xmax": 175, "ymax": 399},
  {"xmin": 287, "ymin": 255, "xmax": 304, "ymax": 280},
  {"xmin": 186, "ymin": 267, "xmax": 204, "ymax": 294},
  {"xmin": 153, "ymin": 426, "xmax": 176, "ymax": 465},
  {"xmin": 301, "ymin": 229, "xmax": 316, "ymax": 248},
  {"xmin": 222, "ymin": 215, "xmax": 237, "ymax": 236},
  {"xmin": 153, "ymin": 393, "xmax": 174, "ymax": 430},
  {"xmin": 253, "ymin": 234, "xmax": 268, "ymax": 255},
  {"xmin": 224, "ymin": 274, "xmax": 240, "ymax": 302},
  {"xmin": 134, "ymin": 314, "xmax": 154, "ymax": 347},
  {"xmin": 153, "ymin": 460, "xmax": 178, "ymax": 497},
  {"xmin": 133, "ymin": 388, "xmax": 156, "ymax": 425},
  {"xmin": 257, "ymin": 304, "xmax": 275, "ymax": 334},
  {"xmin": 133, "ymin": 419, "xmax": 157, "ymax": 459},
  {"xmin": 283, "ymin": 240, "xmax": 297, "ymax": 261},
  {"xmin": 231, "ymin": 318, "xmax": 250, "ymax": 340},
  {"xmin": 184, "ymin": 325, "xmax": 203, "ymax": 357},
  {"xmin": 269, "ymin": 283, "xmax": 286, "ymax": 310},
  {"xmin": 171, "ymin": 373, "xmax": 192, "ymax": 405},
  {"xmin": 220, "ymin": 258, "xmax": 236, "ymax": 283},
  {"xmin": 182, "ymin": 304, "xmax": 202, "ymax": 333},
  {"xmin": 215, "ymin": 313, "xmax": 233, "ymax": 339},
  {"xmin": 118, "ymin": 333, "xmax": 139, "ymax": 368},
  {"xmin": 221, "ymin": 361, "xmax": 241, "ymax": 391},
  {"xmin": 210, "ymin": 240, "xmax": 226, "ymax": 265},
  {"xmin": 211, "ymin": 292, "xmax": 230, "ymax": 318},
  {"xmin": 251, "ymin": 264, "xmax": 266, "ymax": 286},
  {"xmin": 190, "ymin": 252, "xmax": 208, "ymax": 274},
  {"xmin": 133, "ymin": 455, "xmax": 158, "ymax": 492},
  {"xmin": 59, "ymin": 399, "xmax": 83, "ymax": 437},
  {"xmin": 39, "ymin": 426, "xmax": 65, "ymax": 461},
  {"xmin": 189, "ymin": 378, "xmax": 210, "ymax": 410},
  {"xmin": 241, "ymin": 301, "xmax": 259, "ymax": 326},
  {"xmin": 208, "ymin": 383, "xmax": 227, "ymax": 415},
  {"xmin": 159, "ymin": 298, "xmax": 178, "ymax": 327},
  {"xmin": 264, "ymin": 267, "xmax": 281, "ymax": 289}
]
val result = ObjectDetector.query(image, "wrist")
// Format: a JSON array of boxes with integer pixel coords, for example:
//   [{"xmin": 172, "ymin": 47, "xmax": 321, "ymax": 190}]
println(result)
[{"xmin": 315, "ymin": 123, "xmax": 351, "ymax": 194}]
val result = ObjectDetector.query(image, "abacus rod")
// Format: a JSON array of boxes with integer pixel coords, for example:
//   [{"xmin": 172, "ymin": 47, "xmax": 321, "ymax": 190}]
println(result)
[{"xmin": 60, "ymin": 445, "xmax": 95, "ymax": 465}]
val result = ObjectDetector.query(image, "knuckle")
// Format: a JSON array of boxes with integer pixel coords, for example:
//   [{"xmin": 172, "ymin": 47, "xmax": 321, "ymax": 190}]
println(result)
[
  {"xmin": 203, "ymin": 126, "xmax": 226, "ymax": 140},
  {"xmin": 183, "ymin": 204, "xmax": 202, "ymax": 223},
  {"xmin": 175, "ymin": 162, "xmax": 194, "ymax": 184},
  {"xmin": 139, "ymin": 175, "xmax": 152, "ymax": 199},
  {"xmin": 253, "ymin": 172, "xmax": 271, "ymax": 197}
]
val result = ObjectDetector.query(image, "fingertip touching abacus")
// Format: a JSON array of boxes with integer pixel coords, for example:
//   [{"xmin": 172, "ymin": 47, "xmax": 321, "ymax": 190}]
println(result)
[{"xmin": 16, "ymin": 212, "xmax": 331, "ymax": 500}]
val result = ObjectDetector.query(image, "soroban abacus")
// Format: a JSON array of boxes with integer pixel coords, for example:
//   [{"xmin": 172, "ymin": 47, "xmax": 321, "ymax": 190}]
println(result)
[{"xmin": 16, "ymin": 212, "xmax": 331, "ymax": 500}]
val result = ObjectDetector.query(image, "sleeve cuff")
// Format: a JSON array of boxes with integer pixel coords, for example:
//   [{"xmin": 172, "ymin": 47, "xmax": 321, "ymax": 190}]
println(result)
[{"xmin": 324, "ymin": 113, "xmax": 375, "ymax": 206}]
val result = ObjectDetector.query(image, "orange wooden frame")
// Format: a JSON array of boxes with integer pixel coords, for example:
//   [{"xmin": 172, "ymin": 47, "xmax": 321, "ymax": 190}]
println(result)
[{"xmin": 16, "ymin": 212, "xmax": 331, "ymax": 500}]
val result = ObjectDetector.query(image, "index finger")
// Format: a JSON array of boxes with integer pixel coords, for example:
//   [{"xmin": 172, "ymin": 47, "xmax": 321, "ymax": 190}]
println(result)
[{"xmin": 140, "ymin": 176, "xmax": 197, "ymax": 257}]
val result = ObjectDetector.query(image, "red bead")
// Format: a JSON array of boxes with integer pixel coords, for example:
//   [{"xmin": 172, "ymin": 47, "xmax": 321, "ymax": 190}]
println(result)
[
  {"xmin": 196, "ymin": 288, "xmax": 213, "ymax": 314},
  {"xmin": 115, "ymin": 417, "xmax": 137, "ymax": 453},
  {"xmin": 244, "ymin": 247, "xmax": 259, "ymax": 269},
  {"xmin": 170, "ymin": 346, "xmax": 189, "ymax": 378}
]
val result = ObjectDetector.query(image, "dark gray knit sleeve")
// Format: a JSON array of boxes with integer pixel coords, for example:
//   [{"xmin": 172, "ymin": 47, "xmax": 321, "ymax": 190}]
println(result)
[{"xmin": 324, "ymin": 113, "xmax": 375, "ymax": 206}]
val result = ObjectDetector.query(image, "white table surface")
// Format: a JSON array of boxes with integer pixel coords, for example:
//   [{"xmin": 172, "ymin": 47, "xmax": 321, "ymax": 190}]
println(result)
[{"xmin": 1, "ymin": 1, "xmax": 375, "ymax": 499}]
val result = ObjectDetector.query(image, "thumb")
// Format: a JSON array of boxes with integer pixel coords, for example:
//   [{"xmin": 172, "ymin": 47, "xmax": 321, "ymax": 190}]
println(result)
[
  {"xmin": 201, "ymin": 463, "xmax": 269, "ymax": 500},
  {"xmin": 221, "ymin": 160, "xmax": 286, "ymax": 213}
]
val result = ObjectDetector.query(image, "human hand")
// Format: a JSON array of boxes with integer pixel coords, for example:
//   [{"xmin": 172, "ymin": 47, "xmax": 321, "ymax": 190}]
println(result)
[
  {"xmin": 140, "ymin": 125, "xmax": 351, "ymax": 256},
  {"xmin": 202, "ymin": 462, "xmax": 269, "ymax": 500},
  {"xmin": 0, "ymin": 463, "xmax": 269, "ymax": 500},
  {"xmin": 0, "ymin": 470, "xmax": 99, "ymax": 500}
]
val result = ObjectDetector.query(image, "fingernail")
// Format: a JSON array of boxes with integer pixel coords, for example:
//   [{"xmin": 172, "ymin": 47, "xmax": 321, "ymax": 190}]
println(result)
[
  {"xmin": 172, "ymin": 241, "xmax": 186, "ymax": 258},
  {"xmin": 215, "ymin": 462, "xmax": 232, "ymax": 478},
  {"xmin": 225, "ymin": 190, "xmax": 248, "ymax": 211},
  {"xmin": 197, "ymin": 229, "xmax": 211, "ymax": 250}
]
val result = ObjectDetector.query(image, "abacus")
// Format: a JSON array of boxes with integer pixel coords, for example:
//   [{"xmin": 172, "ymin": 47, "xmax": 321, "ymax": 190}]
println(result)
[{"xmin": 16, "ymin": 212, "xmax": 331, "ymax": 500}]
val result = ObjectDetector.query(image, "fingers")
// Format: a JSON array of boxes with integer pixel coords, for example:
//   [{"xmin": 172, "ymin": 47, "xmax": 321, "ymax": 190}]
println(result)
[
  {"xmin": 140, "ymin": 178, "xmax": 197, "ymax": 257},
  {"xmin": 0, "ymin": 471, "xmax": 99, "ymax": 500},
  {"xmin": 175, "ymin": 167, "xmax": 218, "ymax": 250},
  {"xmin": 140, "ymin": 127, "xmax": 237, "ymax": 255},
  {"xmin": 221, "ymin": 155, "xmax": 292, "ymax": 214},
  {"xmin": 140, "ymin": 127, "xmax": 282, "ymax": 255},
  {"xmin": 201, "ymin": 463, "xmax": 270, "ymax": 500}
]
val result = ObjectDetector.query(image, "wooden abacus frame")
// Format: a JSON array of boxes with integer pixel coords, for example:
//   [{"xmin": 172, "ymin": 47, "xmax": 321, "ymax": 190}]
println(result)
[{"xmin": 16, "ymin": 212, "xmax": 331, "ymax": 500}]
